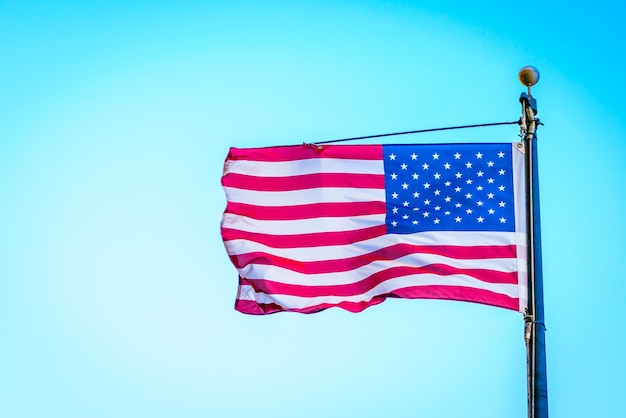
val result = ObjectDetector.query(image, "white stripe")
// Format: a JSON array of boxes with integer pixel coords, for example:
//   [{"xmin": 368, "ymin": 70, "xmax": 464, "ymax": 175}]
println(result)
[
  {"xmin": 227, "ymin": 158, "xmax": 384, "ymax": 177},
  {"xmin": 222, "ymin": 212, "xmax": 385, "ymax": 235},
  {"xmin": 223, "ymin": 186, "xmax": 385, "ymax": 206},
  {"xmin": 237, "ymin": 273, "xmax": 519, "ymax": 308},
  {"xmin": 237, "ymin": 254, "xmax": 518, "ymax": 286},
  {"xmin": 237, "ymin": 284, "xmax": 259, "ymax": 301}
]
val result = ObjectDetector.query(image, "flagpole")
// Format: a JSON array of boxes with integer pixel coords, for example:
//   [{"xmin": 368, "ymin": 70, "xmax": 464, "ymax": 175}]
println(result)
[{"xmin": 518, "ymin": 66, "xmax": 548, "ymax": 418}]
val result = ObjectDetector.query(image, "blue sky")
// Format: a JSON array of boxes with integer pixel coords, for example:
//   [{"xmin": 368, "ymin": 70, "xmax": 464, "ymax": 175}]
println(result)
[{"xmin": 2, "ymin": 1, "xmax": 625, "ymax": 417}]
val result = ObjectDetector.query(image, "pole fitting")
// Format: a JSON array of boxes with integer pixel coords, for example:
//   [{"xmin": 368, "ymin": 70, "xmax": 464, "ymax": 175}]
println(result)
[
  {"xmin": 303, "ymin": 142, "xmax": 323, "ymax": 151},
  {"xmin": 524, "ymin": 314, "xmax": 534, "ymax": 345}
]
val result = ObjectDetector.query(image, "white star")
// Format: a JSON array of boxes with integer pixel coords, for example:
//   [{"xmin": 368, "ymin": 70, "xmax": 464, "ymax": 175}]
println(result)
[
  {"xmin": 488, "ymin": 178, "xmax": 495, "ymax": 184},
  {"xmin": 455, "ymin": 187, "xmax": 462, "ymax": 192},
  {"xmin": 455, "ymin": 203, "xmax": 462, "ymax": 208},
  {"xmin": 466, "ymin": 208, "xmax": 473, "ymax": 214},
  {"xmin": 444, "ymin": 181, "xmax": 451, "ymax": 187},
  {"xmin": 444, "ymin": 196, "xmax": 452, "ymax": 202},
  {"xmin": 422, "ymin": 163, "xmax": 429, "ymax": 170},
  {"xmin": 499, "ymin": 201, "xmax": 506, "ymax": 207},
  {"xmin": 391, "ymin": 220, "xmax": 398, "ymax": 227},
  {"xmin": 432, "ymin": 153, "xmax": 440, "ymax": 160},
  {"xmin": 434, "ymin": 218, "xmax": 440, "ymax": 224},
  {"xmin": 455, "ymin": 216, "xmax": 462, "ymax": 222},
  {"xmin": 499, "ymin": 169, "xmax": 505, "ymax": 175},
  {"xmin": 434, "ymin": 189, "xmax": 441, "ymax": 196},
  {"xmin": 391, "ymin": 173, "xmax": 398, "ymax": 180},
  {"xmin": 477, "ymin": 171, "xmax": 484, "ymax": 177},
  {"xmin": 454, "ymin": 152, "xmax": 461, "ymax": 159},
  {"xmin": 403, "ymin": 201, "xmax": 410, "ymax": 207},
  {"xmin": 444, "ymin": 211, "xmax": 451, "ymax": 215},
  {"xmin": 499, "ymin": 217, "xmax": 507, "ymax": 223},
  {"xmin": 466, "ymin": 161, "xmax": 473, "ymax": 168},
  {"xmin": 487, "ymin": 161, "xmax": 494, "ymax": 167},
  {"xmin": 412, "ymin": 220, "xmax": 418, "ymax": 225},
  {"xmin": 476, "ymin": 152, "xmax": 483, "ymax": 159},
  {"xmin": 402, "ymin": 182, "xmax": 409, "ymax": 189},
  {"xmin": 455, "ymin": 172, "xmax": 462, "ymax": 178},
  {"xmin": 487, "ymin": 193, "xmax": 494, "ymax": 199},
  {"xmin": 389, "ymin": 153, "xmax": 396, "ymax": 160},
  {"xmin": 423, "ymin": 199, "xmax": 431, "ymax": 205},
  {"xmin": 413, "ymin": 192, "xmax": 420, "ymax": 198},
  {"xmin": 434, "ymin": 172, "xmax": 441, "ymax": 179},
  {"xmin": 413, "ymin": 207, "xmax": 420, "ymax": 211},
  {"xmin": 434, "ymin": 206, "xmax": 441, "ymax": 211},
  {"xmin": 498, "ymin": 185, "xmax": 506, "ymax": 191},
  {"xmin": 488, "ymin": 209, "xmax": 495, "ymax": 215},
  {"xmin": 476, "ymin": 185, "xmax": 483, "ymax": 191},
  {"xmin": 392, "ymin": 192, "xmax": 399, "ymax": 199},
  {"xmin": 477, "ymin": 216, "xmax": 484, "ymax": 223},
  {"xmin": 411, "ymin": 153, "xmax": 418, "ymax": 160},
  {"xmin": 412, "ymin": 173, "xmax": 419, "ymax": 180},
  {"xmin": 403, "ymin": 214, "xmax": 409, "ymax": 220},
  {"xmin": 444, "ymin": 162, "xmax": 451, "ymax": 169},
  {"xmin": 477, "ymin": 201, "xmax": 484, "ymax": 207},
  {"xmin": 498, "ymin": 151, "xmax": 505, "ymax": 158},
  {"xmin": 466, "ymin": 179, "xmax": 473, "ymax": 185},
  {"xmin": 465, "ymin": 193, "xmax": 472, "ymax": 199},
  {"xmin": 423, "ymin": 212, "xmax": 430, "ymax": 218},
  {"xmin": 392, "ymin": 207, "xmax": 399, "ymax": 214},
  {"xmin": 401, "ymin": 163, "xmax": 408, "ymax": 170},
  {"xmin": 423, "ymin": 182, "xmax": 431, "ymax": 189}
]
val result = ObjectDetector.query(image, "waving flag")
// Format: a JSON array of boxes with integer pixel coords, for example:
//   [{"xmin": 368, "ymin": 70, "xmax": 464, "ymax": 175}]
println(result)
[{"xmin": 221, "ymin": 143, "xmax": 527, "ymax": 315}]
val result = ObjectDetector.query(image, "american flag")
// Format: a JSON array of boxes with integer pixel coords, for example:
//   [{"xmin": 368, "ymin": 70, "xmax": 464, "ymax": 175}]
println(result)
[{"xmin": 221, "ymin": 142, "xmax": 528, "ymax": 315}]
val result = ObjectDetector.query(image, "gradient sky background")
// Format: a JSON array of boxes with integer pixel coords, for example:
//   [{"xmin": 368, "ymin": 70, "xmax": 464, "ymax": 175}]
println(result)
[{"xmin": 2, "ymin": 1, "xmax": 626, "ymax": 417}]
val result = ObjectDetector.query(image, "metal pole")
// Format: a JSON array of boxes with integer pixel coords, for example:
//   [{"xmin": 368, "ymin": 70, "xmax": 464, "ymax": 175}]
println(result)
[{"xmin": 518, "ymin": 66, "xmax": 548, "ymax": 418}]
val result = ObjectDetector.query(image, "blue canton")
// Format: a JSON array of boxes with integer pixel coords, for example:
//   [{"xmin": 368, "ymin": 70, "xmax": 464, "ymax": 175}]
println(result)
[{"xmin": 382, "ymin": 143, "xmax": 516, "ymax": 233}]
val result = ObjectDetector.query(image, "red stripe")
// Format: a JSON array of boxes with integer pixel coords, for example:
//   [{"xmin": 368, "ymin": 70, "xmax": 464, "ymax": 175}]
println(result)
[
  {"xmin": 225, "ymin": 201, "xmax": 386, "ymax": 220},
  {"xmin": 223, "ymin": 172, "xmax": 385, "ymax": 191},
  {"xmin": 229, "ymin": 243, "xmax": 517, "ymax": 274},
  {"xmin": 390, "ymin": 285, "xmax": 518, "ymax": 311},
  {"xmin": 247, "ymin": 265, "xmax": 517, "ymax": 299},
  {"xmin": 235, "ymin": 286, "xmax": 518, "ymax": 314},
  {"xmin": 227, "ymin": 144, "xmax": 383, "ymax": 162},
  {"xmin": 221, "ymin": 225, "xmax": 388, "ymax": 247},
  {"xmin": 235, "ymin": 297, "xmax": 387, "ymax": 315}
]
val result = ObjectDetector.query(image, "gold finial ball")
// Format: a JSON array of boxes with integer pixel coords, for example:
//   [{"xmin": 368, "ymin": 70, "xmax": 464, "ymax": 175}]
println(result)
[{"xmin": 518, "ymin": 65, "xmax": 540, "ymax": 87}]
